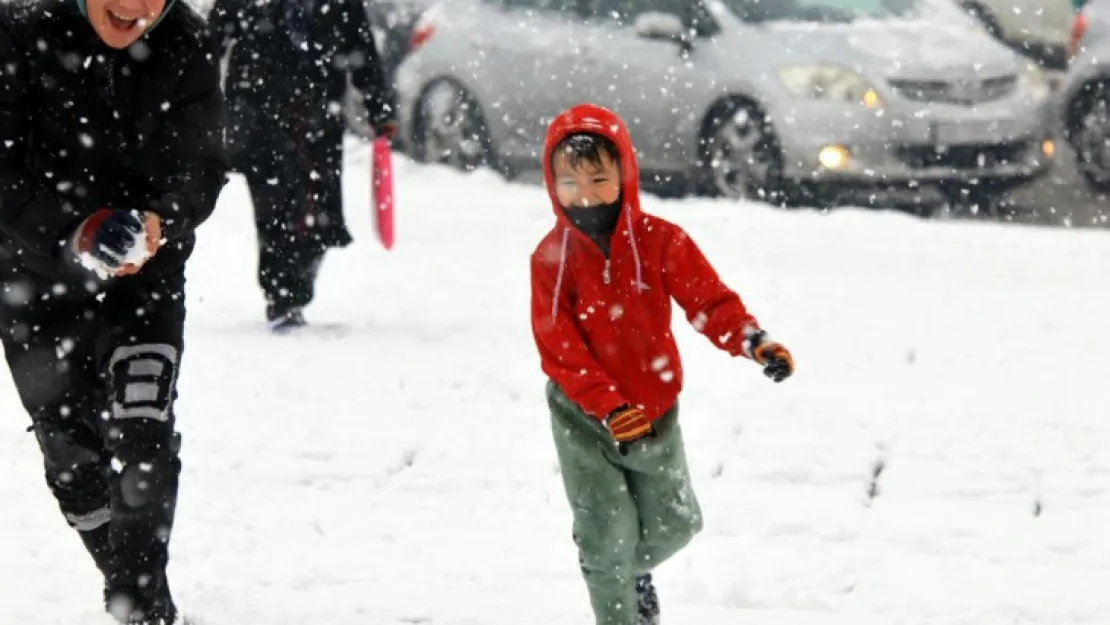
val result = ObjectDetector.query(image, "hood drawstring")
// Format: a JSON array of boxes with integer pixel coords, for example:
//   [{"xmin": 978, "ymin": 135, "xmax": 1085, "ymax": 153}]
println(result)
[
  {"xmin": 549, "ymin": 206, "xmax": 647, "ymax": 324},
  {"xmin": 625, "ymin": 207, "xmax": 647, "ymax": 292},
  {"xmin": 550, "ymin": 227, "xmax": 571, "ymax": 323}
]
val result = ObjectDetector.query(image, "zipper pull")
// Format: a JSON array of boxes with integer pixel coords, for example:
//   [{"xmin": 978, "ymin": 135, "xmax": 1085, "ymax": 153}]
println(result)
[{"xmin": 602, "ymin": 259, "xmax": 611, "ymax": 285}]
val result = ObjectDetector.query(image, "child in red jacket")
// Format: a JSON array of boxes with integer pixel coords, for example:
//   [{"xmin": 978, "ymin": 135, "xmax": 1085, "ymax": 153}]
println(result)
[{"xmin": 530, "ymin": 103, "xmax": 794, "ymax": 625}]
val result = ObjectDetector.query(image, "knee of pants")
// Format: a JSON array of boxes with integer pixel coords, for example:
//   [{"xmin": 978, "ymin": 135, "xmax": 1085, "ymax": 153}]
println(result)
[
  {"xmin": 44, "ymin": 462, "xmax": 111, "ymax": 522},
  {"xmin": 32, "ymin": 421, "xmax": 103, "ymax": 470},
  {"xmin": 636, "ymin": 508, "xmax": 703, "ymax": 573},
  {"xmin": 664, "ymin": 495, "xmax": 706, "ymax": 543},
  {"xmin": 573, "ymin": 506, "xmax": 640, "ymax": 574},
  {"xmin": 107, "ymin": 422, "xmax": 182, "ymax": 510},
  {"xmin": 671, "ymin": 505, "xmax": 705, "ymax": 543},
  {"xmin": 31, "ymin": 422, "xmax": 111, "ymax": 523},
  {"xmin": 654, "ymin": 513, "xmax": 703, "ymax": 554},
  {"xmin": 116, "ymin": 453, "xmax": 180, "ymax": 509}
]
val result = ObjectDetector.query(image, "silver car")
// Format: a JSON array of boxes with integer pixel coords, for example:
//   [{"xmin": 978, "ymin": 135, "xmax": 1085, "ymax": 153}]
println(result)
[
  {"xmin": 396, "ymin": 0, "xmax": 1056, "ymax": 208},
  {"xmin": 1061, "ymin": 0, "xmax": 1110, "ymax": 189}
]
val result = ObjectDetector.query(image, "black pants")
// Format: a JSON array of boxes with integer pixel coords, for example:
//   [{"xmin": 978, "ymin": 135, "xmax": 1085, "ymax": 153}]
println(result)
[
  {"xmin": 0, "ymin": 266, "xmax": 186, "ymax": 604},
  {"xmin": 240, "ymin": 104, "xmax": 352, "ymax": 316}
]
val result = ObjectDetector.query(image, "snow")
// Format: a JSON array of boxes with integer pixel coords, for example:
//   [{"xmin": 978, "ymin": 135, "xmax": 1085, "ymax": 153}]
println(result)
[{"xmin": 2, "ymin": 139, "xmax": 1109, "ymax": 624}]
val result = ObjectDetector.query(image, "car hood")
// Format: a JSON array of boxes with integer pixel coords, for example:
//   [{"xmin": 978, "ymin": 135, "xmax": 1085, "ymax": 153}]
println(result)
[{"xmin": 742, "ymin": 20, "xmax": 1022, "ymax": 80}]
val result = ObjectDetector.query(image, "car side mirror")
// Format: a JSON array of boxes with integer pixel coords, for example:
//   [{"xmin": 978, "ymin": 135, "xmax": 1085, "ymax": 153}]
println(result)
[{"xmin": 633, "ymin": 11, "xmax": 693, "ymax": 52}]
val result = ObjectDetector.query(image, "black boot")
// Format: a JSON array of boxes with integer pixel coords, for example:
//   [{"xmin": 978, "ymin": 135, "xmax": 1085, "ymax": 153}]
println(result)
[
  {"xmin": 105, "ymin": 572, "xmax": 177, "ymax": 625},
  {"xmin": 635, "ymin": 573, "xmax": 660, "ymax": 625}
]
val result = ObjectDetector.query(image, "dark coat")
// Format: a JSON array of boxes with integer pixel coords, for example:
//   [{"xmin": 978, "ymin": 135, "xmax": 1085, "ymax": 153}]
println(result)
[
  {"xmin": 0, "ymin": 0, "xmax": 230, "ymax": 288},
  {"xmin": 208, "ymin": 0, "xmax": 395, "ymax": 163}
]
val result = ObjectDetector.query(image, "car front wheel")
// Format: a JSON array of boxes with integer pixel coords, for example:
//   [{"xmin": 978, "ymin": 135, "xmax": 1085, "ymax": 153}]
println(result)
[
  {"xmin": 697, "ymin": 99, "xmax": 788, "ymax": 204},
  {"xmin": 1068, "ymin": 81, "xmax": 1110, "ymax": 191},
  {"xmin": 412, "ymin": 80, "xmax": 495, "ymax": 173}
]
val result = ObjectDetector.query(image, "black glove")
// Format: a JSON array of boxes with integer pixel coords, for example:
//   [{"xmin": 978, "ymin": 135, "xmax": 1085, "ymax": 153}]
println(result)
[
  {"xmin": 72, "ymin": 209, "xmax": 145, "ymax": 276},
  {"xmin": 371, "ymin": 119, "xmax": 397, "ymax": 139},
  {"xmin": 367, "ymin": 97, "xmax": 397, "ymax": 138}
]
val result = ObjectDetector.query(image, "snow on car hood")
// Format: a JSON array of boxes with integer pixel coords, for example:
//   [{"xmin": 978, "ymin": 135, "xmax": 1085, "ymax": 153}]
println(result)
[{"xmin": 750, "ymin": 19, "xmax": 1022, "ymax": 80}]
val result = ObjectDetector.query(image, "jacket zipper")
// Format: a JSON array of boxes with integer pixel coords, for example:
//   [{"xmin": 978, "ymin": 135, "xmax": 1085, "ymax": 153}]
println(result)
[
  {"xmin": 108, "ymin": 55, "xmax": 116, "ymax": 99},
  {"xmin": 563, "ymin": 219, "xmax": 613, "ymax": 285}
]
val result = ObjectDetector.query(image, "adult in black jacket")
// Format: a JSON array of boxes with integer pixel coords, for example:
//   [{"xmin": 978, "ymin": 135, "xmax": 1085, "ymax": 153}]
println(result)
[
  {"xmin": 0, "ymin": 0, "xmax": 228, "ymax": 621},
  {"xmin": 209, "ymin": 0, "xmax": 395, "ymax": 331}
]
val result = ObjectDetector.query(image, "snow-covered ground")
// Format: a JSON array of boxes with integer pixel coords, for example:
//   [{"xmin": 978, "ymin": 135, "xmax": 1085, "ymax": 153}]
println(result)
[{"xmin": 2, "ymin": 139, "xmax": 1109, "ymax": 625}]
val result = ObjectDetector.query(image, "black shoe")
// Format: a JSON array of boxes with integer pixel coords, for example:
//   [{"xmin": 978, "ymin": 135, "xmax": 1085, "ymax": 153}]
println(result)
[
  {"xmin": 105, "ymin": 575, "xmax": 176, "ymax": 625},
  {"xmin": 266, "ymin": 306, "xmax": 307, "ymax": 333},
  {"xmin": 635, "ymin": 573, "xmax": 660, "ymax": 625}
]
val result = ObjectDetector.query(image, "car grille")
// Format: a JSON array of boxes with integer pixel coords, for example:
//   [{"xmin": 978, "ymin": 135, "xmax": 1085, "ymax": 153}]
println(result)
[
  {"xmin": 895, "ymin": 141, "xmax": 1030, "ymax": 170},
  {"xmin": 888, "ymin": 75, "xmax": 1018, "ymax": 105}
]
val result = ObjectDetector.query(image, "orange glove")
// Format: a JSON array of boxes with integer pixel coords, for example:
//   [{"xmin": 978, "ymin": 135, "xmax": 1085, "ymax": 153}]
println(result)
[
  {"xmin": 742, "ymin": 327, "xmax": 795, "ymax": 383},
  {"xmin": 604, "ymin": 406, "xmax": 653, "ymax": 443}
]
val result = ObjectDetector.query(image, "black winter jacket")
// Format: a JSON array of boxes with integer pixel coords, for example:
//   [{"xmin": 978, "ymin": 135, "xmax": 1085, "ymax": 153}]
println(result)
[
  {"xmin": 208, "ymin": 0, "xmax": 394, "ymax": 158},
  {"xmin": 0, "ymin": 0, "xmax": 229, "ymax": 287}
]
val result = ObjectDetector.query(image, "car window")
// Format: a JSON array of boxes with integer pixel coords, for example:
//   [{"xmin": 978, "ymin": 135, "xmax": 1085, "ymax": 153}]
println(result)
[
  {"xmin": 721, "ymin": 0, "xmax": 924, "ymax": 22},
  {"xmin": 584, "ymin": 0, "xmax": 717, "ymax": 34},
  {"xmin": 501, "ymin": 0, "xmax": 583, "ymax": 14}
]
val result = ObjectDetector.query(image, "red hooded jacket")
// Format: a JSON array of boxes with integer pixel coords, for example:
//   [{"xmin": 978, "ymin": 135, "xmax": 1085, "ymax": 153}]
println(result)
[{"xmin": 530, "ymin": 104, "xmax": 761, "ymax": 422}]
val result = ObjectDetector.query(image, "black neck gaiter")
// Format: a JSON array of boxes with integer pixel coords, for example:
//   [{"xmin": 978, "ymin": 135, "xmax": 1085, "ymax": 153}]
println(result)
[{"xmin": 566, "ymin": 198, "xmax": 622, "ymax": 240}]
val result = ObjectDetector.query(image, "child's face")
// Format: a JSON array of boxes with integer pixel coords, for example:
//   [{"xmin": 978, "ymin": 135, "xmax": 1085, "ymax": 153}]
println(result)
[
  {"xmin": 552, "ymin": 149, "xmax": 621, "ymax": 210},
  {"xmin": 85, "ymin": 0, "xmax": 166, "ymax": 49}
]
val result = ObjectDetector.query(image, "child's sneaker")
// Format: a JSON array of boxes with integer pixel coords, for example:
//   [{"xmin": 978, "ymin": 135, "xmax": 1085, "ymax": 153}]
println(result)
[{"xmin": 635, "ymin": 573, "xmax": 660, "ymax": 625}]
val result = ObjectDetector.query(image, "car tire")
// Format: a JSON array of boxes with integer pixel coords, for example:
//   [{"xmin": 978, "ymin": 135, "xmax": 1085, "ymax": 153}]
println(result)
[
  {"xmin": 411, "ymin": 79, "xmax": 498, "ymax": 174},
  {"xmin": 1066, "ymin": 80, "xmax": 1110, "ymax": 191},
  {"xmin": 695, "ymin": 98, "xmax": 792, "ymax": 205}
]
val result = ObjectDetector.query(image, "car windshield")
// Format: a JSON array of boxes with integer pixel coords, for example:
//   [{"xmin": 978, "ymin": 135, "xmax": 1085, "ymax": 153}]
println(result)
[{"xmin": 719, "ymin": 0, "xmax": 925, "ymax": 23}]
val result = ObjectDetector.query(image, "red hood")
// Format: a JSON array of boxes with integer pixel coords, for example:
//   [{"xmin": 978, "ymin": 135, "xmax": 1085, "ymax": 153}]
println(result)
[
  {"xmin": 538, "ymin": 104, "xmax": 651, "ymax": 333},
  {"xmin": 542, "ymin": 103, "xmax": 641, "ymax": 228}
]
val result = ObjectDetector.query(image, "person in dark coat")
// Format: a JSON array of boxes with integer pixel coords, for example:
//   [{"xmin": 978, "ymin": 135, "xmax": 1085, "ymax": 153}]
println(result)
[
  {"xmin": 209, "ymin": 0, "xmax": 396, "ymax": 331},
  {"xmin": 0, "ymin": 0, "xmax": 228, "ymax": 620}
]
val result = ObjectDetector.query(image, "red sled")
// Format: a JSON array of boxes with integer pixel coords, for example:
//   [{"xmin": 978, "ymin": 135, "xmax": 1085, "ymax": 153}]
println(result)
[{"xmin": 370, "ymin": 136, "xmax": 395, "ymax": 250}]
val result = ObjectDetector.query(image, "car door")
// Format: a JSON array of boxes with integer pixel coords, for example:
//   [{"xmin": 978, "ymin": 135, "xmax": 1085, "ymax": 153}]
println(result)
[
  {"xmin": 478, "ymin": 0, "xmax": 597, "ymax": 163},
  {"xmin": 574, "ymin": 0, "xmax": 714, "ymax": 171}
]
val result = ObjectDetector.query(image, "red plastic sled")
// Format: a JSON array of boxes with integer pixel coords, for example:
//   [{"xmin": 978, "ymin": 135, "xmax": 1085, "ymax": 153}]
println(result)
[{"xmin": 371, "ymin": 137, "xmax": 395, "ymax": 250}]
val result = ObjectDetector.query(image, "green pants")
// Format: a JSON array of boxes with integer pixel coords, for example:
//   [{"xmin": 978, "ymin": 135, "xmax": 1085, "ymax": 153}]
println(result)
[{"xmin": 547, "ymin": 382, "xmax": 704, "ymax": 625}]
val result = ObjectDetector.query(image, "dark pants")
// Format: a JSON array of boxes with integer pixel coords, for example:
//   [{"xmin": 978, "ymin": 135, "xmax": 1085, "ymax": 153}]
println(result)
[
  {"xmin": 0, "ymin": 266, "xmax": 186, "ymax": 617},
  {"xmin": 239, "ymin": 103, "xmax": 352, "ymax": 317}
]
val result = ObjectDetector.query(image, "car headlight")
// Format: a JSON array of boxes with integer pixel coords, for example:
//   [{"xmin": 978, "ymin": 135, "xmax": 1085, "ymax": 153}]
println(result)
[{"xmin": 777, "ymin": 64, "xmax": 883, "ymax": 110}]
